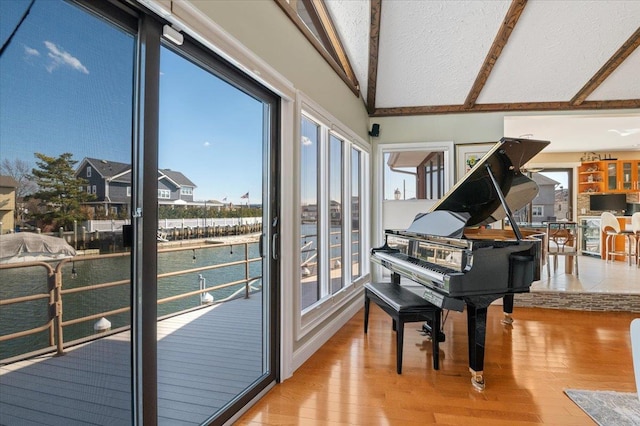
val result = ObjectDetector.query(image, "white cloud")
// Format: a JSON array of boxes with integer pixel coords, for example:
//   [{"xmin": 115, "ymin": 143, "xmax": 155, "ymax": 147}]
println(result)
[
  {"xmin": 44, "ymin": 41, "xmax": 89, "ymax": 74},
  {"xmin": 203, "ymin": 141, "xmax": 211, "ymax": 147},
  {"xmin": 23, "ymin": 45, "xmax": 40, "ymax": 56}
]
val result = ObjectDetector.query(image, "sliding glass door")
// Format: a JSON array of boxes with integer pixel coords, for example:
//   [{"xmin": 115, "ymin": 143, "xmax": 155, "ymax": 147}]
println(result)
[
  {"xmin": 0, "ymin": 0, "xmax": 136, "ymax": 424},
  {"xmin": 0, "ymin": 1, "xmax": 279, "ymax": 424},
  {"xmin": 155, "ymin": 38, "xmax": 279, "ymax": 425}
]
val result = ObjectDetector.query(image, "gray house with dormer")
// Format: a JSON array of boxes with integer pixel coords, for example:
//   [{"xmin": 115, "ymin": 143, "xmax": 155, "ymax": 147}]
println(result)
[
  {"xmin": 75, "ymin": 158, "xmax": 197, "ymax": 217},
  {"xmin": 530, "ymin": 173, "xmax": 560, "ymax": 222}
]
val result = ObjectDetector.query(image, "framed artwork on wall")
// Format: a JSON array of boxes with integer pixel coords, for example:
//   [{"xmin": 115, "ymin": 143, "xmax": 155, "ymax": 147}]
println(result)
[{"xmin": 455, "ymin": 142, "xmax": 496, "ymax": 181}]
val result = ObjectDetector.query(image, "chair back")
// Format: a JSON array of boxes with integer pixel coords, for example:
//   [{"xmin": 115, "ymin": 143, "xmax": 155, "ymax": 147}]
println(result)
[
  {"xmin": 546, "ymin": 222, "xmax": 578, "ymax": 255},
  {"xmin": 632, "ymin": 212, "xmax": 640, "ymax": 234},
  {"xmin": 601, "ymin": 211, "xmax": 621, "ymax": 233}
]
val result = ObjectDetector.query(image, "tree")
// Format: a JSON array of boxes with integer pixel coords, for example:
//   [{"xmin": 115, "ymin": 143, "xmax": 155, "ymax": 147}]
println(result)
[
  {"xmin": 29, "ymin": 152, "xmax": 95, "ymax": 230},
  {"xmin": 0, "ymin": 157, "xmax": 37, "ymax": 198}
]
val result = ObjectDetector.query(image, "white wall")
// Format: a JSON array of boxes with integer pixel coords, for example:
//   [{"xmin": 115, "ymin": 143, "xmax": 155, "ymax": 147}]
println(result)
[
  {"xmin": 370, "ymin": 109, "xmax": 640, "ymax": 240},
  {"xmin": 186, "ymin": 0, "xmax": 370, "ymax": 139}
]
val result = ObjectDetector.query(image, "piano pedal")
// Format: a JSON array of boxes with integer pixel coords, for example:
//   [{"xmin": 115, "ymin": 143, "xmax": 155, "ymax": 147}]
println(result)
[
  {"xmin": 420, "ymin": 323, "xmax": 445, "ymax": 342},
  {"xmin": 418, "ymin": 330, "xmax": 431, "ymax": 339}
]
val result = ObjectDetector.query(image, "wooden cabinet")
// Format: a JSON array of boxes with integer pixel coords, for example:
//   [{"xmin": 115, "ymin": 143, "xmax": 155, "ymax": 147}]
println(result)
[
  {"xmin": 605, "ymin": 160, "xmax": 640, "ymax": 192},
  {"xmin": 619, "ymin": 160, "xmax": 640, "ymax": 191},
  {"xmin": 605, "ymin": 160, "xmax": 618, "ymax": 191},
  {"xmin": 579, "ymin": 159, "xmax": 640, "ymax": 193},
  {"xmin": 578, "ymin": 161, "xmax": 605, "ymax": 193}
]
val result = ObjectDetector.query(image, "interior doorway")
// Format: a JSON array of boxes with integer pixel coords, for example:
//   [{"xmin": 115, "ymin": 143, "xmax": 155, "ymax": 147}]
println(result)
[{"xmin": 513, "ymin": 168, "xmax": 574, "ymax": 224}]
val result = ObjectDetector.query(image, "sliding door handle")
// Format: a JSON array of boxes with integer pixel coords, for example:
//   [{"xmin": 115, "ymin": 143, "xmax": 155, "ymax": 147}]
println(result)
[
  {"xmin": 272, "ymin": 233, "xmax": 279, "ymax": 261},
  {"xmin": 259, "ymin": 233, "xmax": 264, "ymax": 258}
]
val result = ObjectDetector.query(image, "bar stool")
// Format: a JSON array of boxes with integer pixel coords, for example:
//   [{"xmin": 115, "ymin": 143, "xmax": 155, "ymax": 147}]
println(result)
[{"xmin": 601, "ymin": 212, "xmax": 634, "ymax": 264}]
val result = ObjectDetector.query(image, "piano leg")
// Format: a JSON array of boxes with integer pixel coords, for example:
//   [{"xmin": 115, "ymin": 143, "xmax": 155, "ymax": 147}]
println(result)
[
  {"xmin": 501, "ymin": 294, "xmax": 514, "ymax": 325},
  {"xmin": 364, "ymin": 293, "xmax": 370, "ymax": 333},
  {"xmin": 466, "ymin": 303, "xmax": 487, "ymax": 391}
]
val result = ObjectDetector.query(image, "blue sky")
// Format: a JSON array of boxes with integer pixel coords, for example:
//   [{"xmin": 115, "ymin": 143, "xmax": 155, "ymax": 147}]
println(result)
[{"xmin": 0, "ymin": 0, "xmax": 263, "ymax": 205}]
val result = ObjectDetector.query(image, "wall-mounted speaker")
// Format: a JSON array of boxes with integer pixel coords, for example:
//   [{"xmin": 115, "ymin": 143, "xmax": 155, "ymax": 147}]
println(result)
[{"xmin": 369, "ymin": 123, "xmax": 380, "ymax": 137}]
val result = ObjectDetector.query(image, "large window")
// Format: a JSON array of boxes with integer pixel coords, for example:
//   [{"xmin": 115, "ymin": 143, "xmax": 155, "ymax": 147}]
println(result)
[
  {"xmin": 329, "ymin": 134, "xmax": 344, "ymax": 293},
  {"xmin": 511, "ymin": 168, "xmax": 574, "ymax": 225},
  {"xmin": 0, "ymin": 0, "xmax": 135, "ymax": 424},
  {"xmin": 298, "ymin": 104, "xmax": 369, "ymax": 322},
  {"xmin": 300, "ymin": 116, "xmax": 320, "ymax": 308},
  {"xmin": 384, "ymin": 150, "xmax": 446, "ymax": 200},
  {"xmin": 351, "ymin": 147, "xmax": 361, "ymax": 280}
]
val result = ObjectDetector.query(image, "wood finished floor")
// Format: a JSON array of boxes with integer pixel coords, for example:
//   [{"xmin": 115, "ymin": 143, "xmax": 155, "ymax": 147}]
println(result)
[{"xmin": 237, "ymin": 304, "xmax": 638, "ymax": 425}]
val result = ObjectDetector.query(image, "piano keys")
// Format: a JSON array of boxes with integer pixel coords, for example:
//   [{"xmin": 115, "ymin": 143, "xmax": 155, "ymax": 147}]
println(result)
[{"xmin": 371, "ymin": 137, "xmax": 549, "ymax": 390}]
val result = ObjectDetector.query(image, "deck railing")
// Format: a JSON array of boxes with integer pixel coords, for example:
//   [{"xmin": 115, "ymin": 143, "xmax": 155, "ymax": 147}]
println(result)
[
  {"xmin": 0, "ymin": 241, "xmax": 261, "ymax": 364},
  {"xmin": 300, "ymin": 229, "xmax": 361, "ymax": 277}
]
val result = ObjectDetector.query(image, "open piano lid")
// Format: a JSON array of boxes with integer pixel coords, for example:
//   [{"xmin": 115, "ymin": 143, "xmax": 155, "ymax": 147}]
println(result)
[{"xmin": 430, "ymin": 137, "xmax": 550, "ymax": 227}]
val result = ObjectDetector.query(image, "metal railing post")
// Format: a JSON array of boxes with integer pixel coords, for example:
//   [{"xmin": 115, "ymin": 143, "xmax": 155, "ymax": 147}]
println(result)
[
  {"xmin": 245, "ymin": 242, "xmax": 250, "ymax": 298},
  {"xmin": 53, "ymin": 262, "xmax": 66, "ymax": 356},
  {"xmin": 47, "ymin": 268, "xmax": 56, "ymax": 347}
]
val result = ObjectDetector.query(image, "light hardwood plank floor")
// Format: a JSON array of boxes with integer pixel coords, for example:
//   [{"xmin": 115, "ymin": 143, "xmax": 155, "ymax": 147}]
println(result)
[{"xmin": 238, "ymin": 257, "xmax": 639, "ymax": 425}]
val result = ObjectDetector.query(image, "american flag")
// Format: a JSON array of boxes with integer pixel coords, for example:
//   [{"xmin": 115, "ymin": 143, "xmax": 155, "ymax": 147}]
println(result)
[{"xmin": 240, "ymin": 192, "xmax": 249, "ymax": 199}]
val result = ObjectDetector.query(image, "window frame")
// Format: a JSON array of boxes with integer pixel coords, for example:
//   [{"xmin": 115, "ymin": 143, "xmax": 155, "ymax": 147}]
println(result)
[
  {"xmin": 373, "ymin": 141, "xmax": 454, "ymax": 282},
  {"xmin": 296, "ymin": 93, "xmax": 369, "ymax": 339},
  {"xmin": 273, "ymin": 0, "xmax": 359, "ymax": 97}
]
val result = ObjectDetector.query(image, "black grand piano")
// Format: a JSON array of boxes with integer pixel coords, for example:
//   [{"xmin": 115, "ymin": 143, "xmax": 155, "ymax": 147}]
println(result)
[{"xmin": 370, "ymin": 137, "xmax": 549, "ymax": 390}]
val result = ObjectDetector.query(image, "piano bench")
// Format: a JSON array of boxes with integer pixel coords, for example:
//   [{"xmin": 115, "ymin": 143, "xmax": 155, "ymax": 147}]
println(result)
[{"xmin": 364, "ymin": 282, "xmax": 442, "ymax": 374}]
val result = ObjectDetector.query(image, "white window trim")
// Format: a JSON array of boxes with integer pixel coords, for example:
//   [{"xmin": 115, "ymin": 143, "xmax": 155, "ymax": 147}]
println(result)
[
  {"xmin": 373, "ymin": 141, "xmax": 454, "ymax": 282},
  {"xmin": 295, "ymin": 92, "xmax": 370, "ymax": 340}
]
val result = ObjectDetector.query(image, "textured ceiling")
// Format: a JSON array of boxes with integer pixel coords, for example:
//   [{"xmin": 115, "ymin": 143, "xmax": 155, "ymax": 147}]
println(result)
[
  {"xmin": 476, "ymin": 1, "xmax": 640, "ymax": 104},
  {"xmin": 324, "ymin": 0, "xmax": 640, "ymax": 151},
  {"xmin": 376, "ymin": 1, "xmax": 510, "ymax": 107}
]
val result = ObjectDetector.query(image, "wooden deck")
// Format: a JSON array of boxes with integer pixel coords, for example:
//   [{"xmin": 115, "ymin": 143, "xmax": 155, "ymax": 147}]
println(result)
[{"xmin": 0, "ymin": 295, "xmax": 263, "ymax": 426}]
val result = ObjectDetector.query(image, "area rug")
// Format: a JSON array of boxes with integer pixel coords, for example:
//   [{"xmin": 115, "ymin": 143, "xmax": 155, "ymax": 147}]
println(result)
[{"xmin": 564, "ymin": 389, "xmax": 640, "ymax": 425}]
